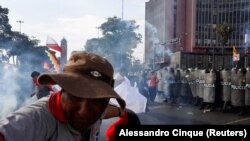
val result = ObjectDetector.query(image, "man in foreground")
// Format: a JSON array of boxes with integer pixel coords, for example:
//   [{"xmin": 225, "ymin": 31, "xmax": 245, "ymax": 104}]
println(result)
[{"xmin": 0, "ymin": 51, "xmax": 126, "ymax": 141}]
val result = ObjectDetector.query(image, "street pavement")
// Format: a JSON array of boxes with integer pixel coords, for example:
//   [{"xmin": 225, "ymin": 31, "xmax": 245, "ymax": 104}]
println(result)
[{"xmin": 140, "ymin": 102, "xmax": 250, "ymax": 125}]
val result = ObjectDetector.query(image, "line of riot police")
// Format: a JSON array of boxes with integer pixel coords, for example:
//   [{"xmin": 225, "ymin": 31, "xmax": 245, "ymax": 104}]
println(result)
[{"xmin": 170, "ymin": 67, "xmax": 250, "ymax": 116}]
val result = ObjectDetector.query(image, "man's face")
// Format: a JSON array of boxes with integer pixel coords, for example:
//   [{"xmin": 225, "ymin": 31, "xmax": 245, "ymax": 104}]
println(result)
[
  {"xmin": 60, "ymin": 91, "xmax": 109, "ymax": 132},
  {"xmin": 32, "ymin": 76, "xmax": 38, "ymax": 85}
]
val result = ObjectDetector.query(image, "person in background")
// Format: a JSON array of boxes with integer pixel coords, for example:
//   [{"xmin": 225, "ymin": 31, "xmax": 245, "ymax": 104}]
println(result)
[
  {"xmin": 148, "ymin": 70, "xmax": 158, "ymax": 102},
  {"xmin": 162, "ymin": 67, "xmax": 169, "ymax": 103},
  {"xmin": 138, "ymin": 71, "xmax": 150, "ymax": 111},
  {"xmin": 30, "ymin": 71, "xmax": 54, "ymax": 99},
  {"xmin": 156, "ymin": 68, "xmax": 165, "ymax": 101},
  {"xmin": 167, "ymin": 68, "xmax": 176, "ymax": 104},
  {"xmin": 0, "ymin": 51, "xmax": 127, "ymax": 141}
]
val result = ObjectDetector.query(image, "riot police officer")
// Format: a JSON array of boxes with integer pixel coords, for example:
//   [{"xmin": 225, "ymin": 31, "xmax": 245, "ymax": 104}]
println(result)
[
  {"xmin": 180, "ymin": 69, "xmax": 192, "ymax": 104},
  {"xmin": 231, "ymin": 67, "xmax": 246, "ymax": 116},
  {"xmin": 220, "ymin": 68, "xmax": 232, "ymax": 112},
  {"xmin": 210, "ymin": 68, "xmax": 223, "ymax": 111},
  {"xmin": 244, "ymin": 67, "xmax": 250, "ymax": 115},
  {"xmin": 187, "ymin": 68, "xmax": 197, "ymax": 105},
  {"xmin": 201, "ymin": 68, "xmax": 215, "ymax": 110}
]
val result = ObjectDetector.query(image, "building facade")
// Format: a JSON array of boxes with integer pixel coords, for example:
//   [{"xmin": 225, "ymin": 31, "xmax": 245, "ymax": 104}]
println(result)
[
  {"xmin": 196, "ymin": 0, "xmax": 250, "ymax": 49},
  {"xmin": 145, "ymin": 0, "xmax": 250, "ymax": 69}
]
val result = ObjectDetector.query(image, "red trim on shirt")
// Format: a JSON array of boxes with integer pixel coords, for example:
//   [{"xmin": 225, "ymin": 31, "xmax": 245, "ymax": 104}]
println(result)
[
  {"xmin": 0, "ymin": 132, "xmax": 5, "ymax": 141},
  {"xmin": 48, "ymin": 92, "xmax": 67, "ymax": 123},
  {"xmin": 105, "ymin": 111, "xmax": 128, "ymax": 141}
]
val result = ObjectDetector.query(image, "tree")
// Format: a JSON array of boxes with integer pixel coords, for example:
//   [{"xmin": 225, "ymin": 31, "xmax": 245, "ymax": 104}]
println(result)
[
  {"xmin": 84, "ymin": 16, "xmax": 142, "ymax": 71},
  {"xmin": 0, "ymin": 5, "xmax": 12, "ymax": 48},
  {"xmin": 8, "ymin": 32, "xmax": 46, "ymax": 71},
  {"xmin": 0, "ymin": 5, "xmax": 45, "ymax": 70},
  {"xmin": 216, "ymin": 22, "xmax": 233, "ymax": 46},
  {"xmin": 216, "ymin": 22, "xmax": 233, "ymax": 68}
]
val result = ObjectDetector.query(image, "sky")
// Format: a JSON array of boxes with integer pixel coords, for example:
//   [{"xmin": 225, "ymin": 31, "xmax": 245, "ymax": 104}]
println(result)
[{"xmin": 1, "ymin": 0, "xmax": 149, "ymax": 62}]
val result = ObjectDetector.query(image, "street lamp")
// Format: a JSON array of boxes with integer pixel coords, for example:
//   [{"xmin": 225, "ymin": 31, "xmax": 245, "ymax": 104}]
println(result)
[
  {"xmin": 16, "ymin": 20, "xmax": 24, "ymax": 33},
  {"xmin": 121, "ymin": 0, "xmax": 124, "ymax": 19}
]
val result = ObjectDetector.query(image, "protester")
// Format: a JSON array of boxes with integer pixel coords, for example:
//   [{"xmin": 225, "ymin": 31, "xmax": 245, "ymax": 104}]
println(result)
[
  {"xmin": 0, "ymin": 51, "xmax": 126, "ymax": 141},
  {"xmin": 138, "ymin": 71, "xmax": 150, "ymax": 111},
  {"xmin": 148, "ymin": 70, "xmax": 158, "ymax": 102},
  {"xmin": 30, "ymin": 71, "xmax": 54, "ymax": 99},
  {"xmin": 166, "ymin": 68, "xmax": 176, "ymax": 104}
]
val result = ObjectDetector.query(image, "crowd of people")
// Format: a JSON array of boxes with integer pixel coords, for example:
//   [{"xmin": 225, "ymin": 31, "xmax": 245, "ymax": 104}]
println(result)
[{"xmin": 135, "ymin": 66, "xmax": 250, "ymax": 116}]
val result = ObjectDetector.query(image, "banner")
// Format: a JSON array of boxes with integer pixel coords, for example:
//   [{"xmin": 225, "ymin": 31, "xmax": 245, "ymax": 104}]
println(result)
[{"xmin": 45, "ymin": 50, "xmax": 60, "ymax": 72}]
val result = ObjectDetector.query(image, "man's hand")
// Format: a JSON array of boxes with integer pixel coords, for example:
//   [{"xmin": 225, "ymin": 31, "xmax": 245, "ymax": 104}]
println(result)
[{"xmin": 104, "ymin": 105, "xmax": 126, "ymax": 119}]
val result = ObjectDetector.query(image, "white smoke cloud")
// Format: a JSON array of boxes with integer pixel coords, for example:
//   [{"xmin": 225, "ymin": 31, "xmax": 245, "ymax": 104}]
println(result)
[
  {"xmin": 0, "ymin": 53, "xmax": 39, "ymax": 117},
  {"xmin": 145, "ymin": 20, "xmax": 161, "ymax": 60},
  {"xmin": 0, "ymin": 65, "xmax": 25, "ymax": 117},
  {"xmin": 145, "ymin": 21, "xmax": 174, "ymax": 68},
  {"xmin": 132, "ymin": 19, "xmax": 145, "ymax": 62}
]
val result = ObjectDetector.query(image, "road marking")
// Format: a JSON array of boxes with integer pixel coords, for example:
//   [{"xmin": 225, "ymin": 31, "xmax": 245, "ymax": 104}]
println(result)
[{"xmin": 226, "ymin": 117, "xmax": 250, "ymax": 124}]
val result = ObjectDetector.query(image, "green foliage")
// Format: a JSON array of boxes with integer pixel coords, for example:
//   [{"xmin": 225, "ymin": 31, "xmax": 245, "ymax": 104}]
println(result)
[
  {"xmin": 84, "ymin": 16, "xmax": 142, "ymax": 71},
  {"xmin": 0, "ymin": 5, "xmax": 12, "ymax": 47},
  {"xmin": 216, "ymin": 22, "xmax": 233, "ymax": 46},
  {"xmin": 0, "ymin": 5, "xmax": 45, "ymax": 70}
]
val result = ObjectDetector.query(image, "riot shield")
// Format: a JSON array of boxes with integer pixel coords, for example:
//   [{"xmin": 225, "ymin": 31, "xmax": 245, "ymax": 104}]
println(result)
[
  {"xmin": 231, "ymin": 68, "xmax": 246, "ymax": 107},
  {"xmin": 245, "ymin": 68, "xmax": 250, "ymax": 106},
  {"xmin": 220, "ymin": 69, "xmax": 231, "ymax": 102},
  {"xmin": 203, "ymin": 70, "xmax": 216, "ymax": 103}
]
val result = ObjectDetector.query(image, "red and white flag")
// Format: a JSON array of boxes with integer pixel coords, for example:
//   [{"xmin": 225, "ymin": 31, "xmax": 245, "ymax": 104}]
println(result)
[{"xmin": 46, "ymin": 36, "xmax": 62, "ymax": 52}]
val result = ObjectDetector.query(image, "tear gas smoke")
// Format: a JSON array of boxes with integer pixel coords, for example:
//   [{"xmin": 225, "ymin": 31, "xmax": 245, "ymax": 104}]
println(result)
[
  {"xmin": 0, "ymin": 53, "xmax": 41, "ymax": 118},
  {"xmin": 145, "ymin": 21, "xmax": 174, "ymax": 64}
]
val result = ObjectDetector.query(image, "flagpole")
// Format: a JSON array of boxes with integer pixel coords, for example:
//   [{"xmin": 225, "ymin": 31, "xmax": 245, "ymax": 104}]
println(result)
[
  {"xmin": 245, "ymin": 45, "xmax": 247, "ymax": 68},
  {"xmin": 16, "ymin": 20, "xmax": 24, "ymax": 33},
  {"xmin": 122, "ymin": 0, "xmax": 124, "ymax": 19},
  {"xmin": 245, "ymin": 33, "xmax": 248, "ymax": 68},
  {"xmin": 213, "ymin": 43, "xmax": 215, "ymax": 69}
]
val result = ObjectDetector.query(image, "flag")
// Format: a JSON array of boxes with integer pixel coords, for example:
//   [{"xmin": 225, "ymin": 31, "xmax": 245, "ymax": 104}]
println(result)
[
  {"xmin": 232, "ymin": 46, "xmax": 240, "ymax": 61},
  {"xmin": 233, "ymin": 46, "xmax": 238, "ymax": 55},
  {"xmin": 46, "ymin": 36, "xmax": 62, "ymax": 52},
  {"xmin": 43, "ymin": 61, "xmax": 51, "ymax": 70},
  {"xmin": 45, "ymin": 50, "xmax": 60, "ymax": 72},
  {"xmin": 43, "ymin": 52, "xmax": 54, "ymax": 71}
]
